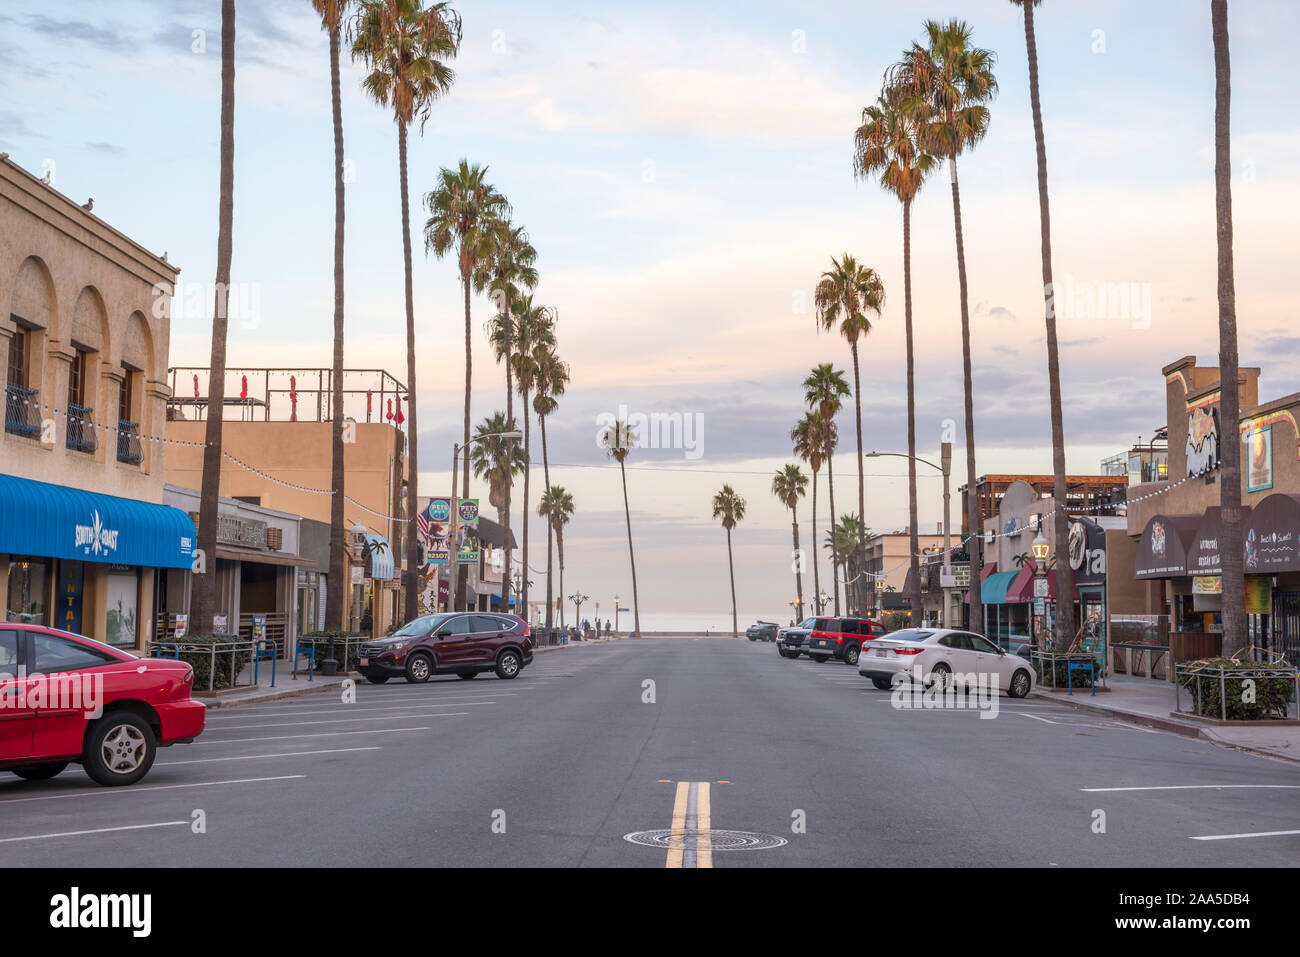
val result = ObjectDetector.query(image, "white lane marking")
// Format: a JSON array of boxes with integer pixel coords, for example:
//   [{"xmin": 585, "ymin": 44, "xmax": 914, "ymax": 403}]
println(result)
[
  {"xmin": 1019, "ymin": 713, "xmax": 1058, "ymax": 724},
  {"xmin": 1190, "ymin": 829, "xmax": 1300, "ymax": 841},
  {"xmin": 160, "ymin": 747, "xmax": 382, "ymax": 766},
  {"xmin": 210, "ymin": 696, "xmax": 522, "ymax": 719},
  {"xmin": 210, "ymin": 708, "xmax": 494, "ymax": 730},
  {"xmin": 1083, "ymin": 785, "xmax": 1300, "ymax": 793},
  {"xmin": 0, "ymin": 821, "xmax": 190, "ymax": 844},
  {"xmin": 202, "ymin": 725, "xmax": 447, "ymax": 745},
  {"xmin": 0, "ymin": 775, "xmax": 305, "ymax": 806}
]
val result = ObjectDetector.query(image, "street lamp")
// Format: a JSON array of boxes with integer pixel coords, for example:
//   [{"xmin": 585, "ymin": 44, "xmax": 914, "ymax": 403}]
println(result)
[
  {"xmin": 613, "ymin": 594, "xmax": 621, "ymax": 634},
  {"xmin": 817, "ymin": 590, "xmax": 828, "ymax": 615},
  {"xmin": 866, "ymin": 444, "xmax": 953, "ymax": 625},
  {"xmin": 1031, "ymin": 532, "xmax": 1050, "ymax": 651},
  {"xmin": 569, "ymin": 592, "xmax": 589, "ymax": 637},
  {"xmin": 449, "ymin": 430, "xmax": 523, "ymax": 612}
]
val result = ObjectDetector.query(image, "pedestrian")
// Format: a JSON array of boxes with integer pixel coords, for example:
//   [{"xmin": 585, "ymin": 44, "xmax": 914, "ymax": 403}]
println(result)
[{"xmin": 605, "ymin": 619, "xmax": 611, "ymax": 638}]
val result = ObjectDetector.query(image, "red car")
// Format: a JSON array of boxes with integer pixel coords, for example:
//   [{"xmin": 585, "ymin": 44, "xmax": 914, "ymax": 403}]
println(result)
[
  {"xmin": 1, "ymin": 624, "xmax": 206, "ymax": 787},
  {"xmin": 804, "ymin": 616, "xmax": 889, "ymax": 666}
]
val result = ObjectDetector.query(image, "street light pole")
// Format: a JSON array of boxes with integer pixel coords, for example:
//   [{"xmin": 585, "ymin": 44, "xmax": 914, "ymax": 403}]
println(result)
[{"xmin": 865, "ymin": 448, "xmax": 950, "ymax": 626}]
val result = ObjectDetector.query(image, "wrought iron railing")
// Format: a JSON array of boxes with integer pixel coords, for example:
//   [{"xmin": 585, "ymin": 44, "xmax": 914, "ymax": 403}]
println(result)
[
  {"xmin": 116, "ymin": 419, "xmax": 143, "ymax": 464},
  {"xmin": 66, "ymin": 403, "xmax": 97, "ymax": 453},
  {"xmin": 4, "ymin": 383, "xmax": 41, "ymax": 438}
]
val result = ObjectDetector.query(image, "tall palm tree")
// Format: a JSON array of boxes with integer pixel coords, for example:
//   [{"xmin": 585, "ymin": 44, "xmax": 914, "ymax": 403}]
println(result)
[
  {"xmin": 470, "ymin": 410, "xmax": 526, "ymax": 612},
  {"xmin": 771, "ymin": 465, "xmax": 809, "ymax": 620},
  {"xmin": 791, "ymin": 411, "xmax": 829, "ymax": 613},
  {"xmin": 1010, "ymin": 0, "xmax": 1074, "ymax": 650},
  {"xmin": 192, "ymin": 0, "xmax": 236, "ymax": 632},
  {"xmin": 1212, "ymin": 0, "xmax": 1244, "ymax": 656},
  {"xmin": 890, "ymin": 19, "xmax": 996, "ymax": 632},
  {"xmin": 711, "ymin": 484, "xmax": 747, "ymax": 638},
  {"xmin": 533, "ymin": 342, "xmax": 569, "ymax": 630},
  {"xmin": 423, "ymin": 159, "xmax": 508, "ymax": 608},
  {"xmin": 537, "ymin": 485, "xmax": 575, "ymax": 629},
  {"xmin": 476, "ymin": 219, "xmax": 537, "ymax": 609},
  {"xmin": 599, "ymin": 419, "xmax": 641, "ymax": 637},
  {"xmin": 352, "ymin": 0, "xmax": 462, "ymax": 622},
  {"xmin": 495, "ymin": 293, "xmax": 556, "ymax": 621},
  {"xmin": 802, "ymin": 364, "xmax": 850, "ymax": 615},
  {"xmin": 854, "ymin": 84, "xmax": 936, "ymax": 627},
  {"xmin": 824, "ymin": 514, "xmax": 866, "ymax": 616},
  {"xmin": 314, "ymin": 0, "xmax": 352, "ymax": 632},
  {"xmin": 814, "ymin": 255, "xmax": 884, "ymax": 615}
]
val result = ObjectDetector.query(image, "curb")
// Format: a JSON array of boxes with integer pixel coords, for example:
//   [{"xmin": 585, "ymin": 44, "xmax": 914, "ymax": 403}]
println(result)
[
  {"xmin": 203, "ymin": 680, "xmax": 348, "ymax": 710},
  {"xmin": 1030, "ymin": 691, "xmax": 1204, "ymax": 739}
]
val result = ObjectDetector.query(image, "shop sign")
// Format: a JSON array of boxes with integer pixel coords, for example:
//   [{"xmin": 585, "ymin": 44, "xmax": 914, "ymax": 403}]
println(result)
[
  {"xmin": 217, "ymin": 514, "xmax": 267, "ymax": 549},
  {"xmin": 1185, "ymin": 400, "xmax": 1221, "ymax": 478},
  {"xmin": 1245, "ymin": 425, "xmax": 1274, "ymax": 492},
  {"xmin": 1192, "ymin": 576, "xmax": 1222, "ymax": 595},
  {"xmin": 1245, "ymin": 577, "xmax": 1272, "ymax": 616},
  {"xmin": 174, "ymin": 614, "xmax": 188, "ymax": 638},
  {"xmin": 940, "ymin": 565, "xmax": 970, "ymax": 588},
  {"xmin": 58, "ymin": 561, "xmax": 83, "ymax": 634},
  {"xmin": 73, "ymin": 510, "xmax": 120, "ymax": 558}
]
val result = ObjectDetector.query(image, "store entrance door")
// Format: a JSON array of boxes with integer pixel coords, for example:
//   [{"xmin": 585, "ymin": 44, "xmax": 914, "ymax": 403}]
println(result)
[{"xmin": 1276, "ymin": 592, "xmax": 1300, "ymax": 664}]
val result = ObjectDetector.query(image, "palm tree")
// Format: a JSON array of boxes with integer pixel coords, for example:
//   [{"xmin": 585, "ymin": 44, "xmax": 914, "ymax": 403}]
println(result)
[
  {"xmin": 824, "ymin": 514, "xmax": 866, "ymax": 616},
  {"xmin": 791, "ymin": 410, "xmax": 830, "ymax": 613},
  {"xmin": 771, "ymin": 465, "xmax": 809, "ymax": 620},
  {"xmin": 313, "ymin": 0, "xmax": 352, "ymax": 632},
  {"xmin": 854, "ymin": 84, "xmax": 936, "ymax": 627},
  {"xmin": 802, "ymin": 364, "xmax": 850, "ymax": 615},
  {"xmin": 470, "ymin": 411, "xmax": 526, "ymax": 613},
  {"xmin": 814, "ymin": 255, "xmax": 884, "ymax": 615},
  {"xmin": 423, "ymin": 159, "xmax": 508, "ymax": 608},
  {"xmin": 890, "ymin": 18, "xmax": 996, "ymax": 633},
  {"xmin": 1212, "ymin": 0, "xmax": 1244, "ymax": 656},
  {"xmin": 352, "ymin": 0, "xmax": 462, "ymax": 621},
  {"xmin": 599, "ymin": 419, "xmax": 641, "ymax": 637},
  {"xmin": 477, "ymin": 219, "xmax": 537, "ymax": 608},
  {"xmin": 711, "ymin": 484, "xmax": 747, "ymax": 637},
  {"xmin": 537, "ymin": 485, "xmax": 575, "ymax": 629},
  {"xmin": 192, "ymin": 0, "xmax": 236, "ymax": 631},
  {"xmin": 494, "ymin": 293, "xmax": 556, "ymax": 620},
  {"xmin": 533, "ymin": 342, "xmax": 569, "ymax": 630},
  {"xmin": 1010, "ymin": 0, "xmax": 1074, "ymax": 650}
]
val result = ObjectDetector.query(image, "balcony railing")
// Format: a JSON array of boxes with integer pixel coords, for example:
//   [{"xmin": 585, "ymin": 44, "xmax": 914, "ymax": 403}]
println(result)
[
  {"xmin": 117, "ymin": 419, "xmax": 143, "ymax": 464},
  {"xmin": 4, "ymin": 383, "xmax": 41, "ymax": 438},
  {"xmin": 66, "ymin": 403, "xmax": 98, "ymax": 453}
]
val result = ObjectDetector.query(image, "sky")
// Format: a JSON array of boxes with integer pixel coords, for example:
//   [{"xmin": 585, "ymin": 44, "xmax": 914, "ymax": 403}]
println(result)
[{"xmin": 3, "ymin": 0, "xmax": 1298, "ymax": 622}]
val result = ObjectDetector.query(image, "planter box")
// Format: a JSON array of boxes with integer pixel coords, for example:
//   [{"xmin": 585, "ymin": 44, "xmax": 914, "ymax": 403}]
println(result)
[
  {"xmin": 1175, "ymin": 663, "xmax": 1299, "ymax": 722},
  {"xmin": 1031, "ymin": 650, "xmax": 1108, "ymax": 691}
]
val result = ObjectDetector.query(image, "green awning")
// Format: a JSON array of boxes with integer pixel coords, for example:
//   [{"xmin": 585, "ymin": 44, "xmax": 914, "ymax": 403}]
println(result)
[{"xmin": 981, "ymin": 570, "xmax": 1020, "ymax": 605}]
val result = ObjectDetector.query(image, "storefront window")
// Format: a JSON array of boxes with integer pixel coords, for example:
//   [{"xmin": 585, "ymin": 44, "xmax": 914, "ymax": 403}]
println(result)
[
  {"xmin": 105, "ymin": 567, "xmax": 138, "ymax": 647},
  {"xmin": 7, "ymin": 558, "xmax": 49, "ymax": 624}
]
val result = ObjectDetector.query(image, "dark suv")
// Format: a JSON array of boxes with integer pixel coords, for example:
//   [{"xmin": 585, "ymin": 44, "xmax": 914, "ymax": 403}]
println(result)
[
  {"xmin": 746, "ymin": 622, "xmax": 779, "ymax": 642},
  {"xmin": 777, "ymin": 617, "xmax": 817, "ymax": 658},
  {"xmin": 800, "ymin": 616, "xmax": 888, "ymax": 666},
  {"xmin": 358, "ymin": 612, "xmax": 533, "ymax": 684}
]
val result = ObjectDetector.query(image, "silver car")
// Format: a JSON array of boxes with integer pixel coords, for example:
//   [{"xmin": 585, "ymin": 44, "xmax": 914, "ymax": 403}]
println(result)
[{"xmin": 857, "ymin": 627, "xmax": 1035, "ymax": 698}]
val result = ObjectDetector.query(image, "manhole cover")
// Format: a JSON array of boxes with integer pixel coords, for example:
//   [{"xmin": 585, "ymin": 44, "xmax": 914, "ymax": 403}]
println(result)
[{"xmin": 623, "ymin": 829, "xmax": 788, "ymax": 851}]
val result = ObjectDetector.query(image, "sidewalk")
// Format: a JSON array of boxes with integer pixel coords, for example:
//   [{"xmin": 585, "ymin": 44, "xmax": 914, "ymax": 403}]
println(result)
[
  {"xmin": 1031, "ymin": 673, "xmax": 1300, "ymax": 763},
  {"xmin": 198, "ymin": 636, "xmax": 624, "ymax": 709}
]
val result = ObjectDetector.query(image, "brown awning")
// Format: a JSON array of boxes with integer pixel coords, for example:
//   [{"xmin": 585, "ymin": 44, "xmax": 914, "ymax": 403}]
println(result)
[
  {"xmin": 1245, "ymin": 493, "xmax": 1300, "ymax": 573},
  {"xmin": 215, "ymin": 546, "xmax": 317, "ymax": 569},
  {"xmin": 1186, "ymin": 506, "xmax": 1252, "ymax": 577},
  {"xmin": 1134, "ymin": 514, "xmax": 1199, "ymax": 579}
]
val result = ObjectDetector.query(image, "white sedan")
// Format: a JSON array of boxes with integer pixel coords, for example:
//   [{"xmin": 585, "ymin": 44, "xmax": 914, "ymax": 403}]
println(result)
[{"xmin": 857, "ymin": 628, "xmax": 1035, "ymax": 698}]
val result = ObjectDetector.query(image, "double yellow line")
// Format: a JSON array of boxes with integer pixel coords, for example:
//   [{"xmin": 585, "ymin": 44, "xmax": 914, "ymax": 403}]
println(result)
[{"xmin": 665, "ymin": 781, "xmax": 712, "ymax": 868}]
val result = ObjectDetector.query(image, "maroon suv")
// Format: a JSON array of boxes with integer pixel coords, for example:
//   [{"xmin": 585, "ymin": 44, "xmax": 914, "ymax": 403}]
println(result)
[{"xmin": 357, "ymin": 612, "xmax": 533, "ymax": 684}]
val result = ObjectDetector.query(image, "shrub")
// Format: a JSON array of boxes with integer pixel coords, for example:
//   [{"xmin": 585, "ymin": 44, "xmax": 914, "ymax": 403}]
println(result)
[
  {"xmin": 1178, "ymin": 660, "xmax": 1297, "ymax": 720},
  {"xmin": 152, "ymin": 634, "xmax": 248, "ymax": 691}
]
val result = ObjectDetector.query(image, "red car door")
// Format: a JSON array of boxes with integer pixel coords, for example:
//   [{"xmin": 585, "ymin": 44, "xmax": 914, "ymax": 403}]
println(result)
[
  {"xmin": 28, "ymin": 631, "xmax": 125, "ymax": 759},
  {"xmin": 0, "ymin": 630, "xmax": 34, "ymax": 761}
]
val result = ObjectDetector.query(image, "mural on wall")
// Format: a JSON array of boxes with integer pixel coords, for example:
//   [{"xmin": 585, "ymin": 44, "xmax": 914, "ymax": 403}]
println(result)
[
  {"xmin": 1186, "ymin": 403, "xmax": 1220, "ymax": 478},
  {"xmin": 1246, "ymin": 425, "xmax": 1273, "ymax": 492}
]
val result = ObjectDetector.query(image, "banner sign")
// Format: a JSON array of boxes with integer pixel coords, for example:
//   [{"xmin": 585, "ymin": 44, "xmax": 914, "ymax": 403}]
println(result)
[
  {"xmin": 456, "ymin": 498, "xmax": 479, "ymax": 563},
  {"xmin": 424, "ymin": 498, "xmax": 451, "ymax": 565}
]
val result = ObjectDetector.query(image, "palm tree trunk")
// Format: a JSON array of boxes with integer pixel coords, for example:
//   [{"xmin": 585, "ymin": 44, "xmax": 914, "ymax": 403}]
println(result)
[
  {"xmin": 949, "ymin": 152, "xmax": 981, "ymax": 633},
  {"xmin": 1022, "ymin": 0, "xmax": 1074, "ymax": 651},
  {"xmin": 1213, "ymin": 0, "xmax": 1244, "ymax": 656},
  {"xmin": 399, "ymin": 120, "xmax": 420, "ymax": 623},
  {"xmin": 826, "ymin": 453, "xmax": 840, "ymax": 616},
  {"xmin": 727, "ymin": 526, "xmax": 737, "ymax": 638},
  {"xmin": 541, "ymin": 413, "xmax": 553, "ymax": 631},
  {"xmin": 500, "ymin": 301, "xmax": 512, "ymax": 610},
  {"xmin": 621, "ymin": 458, "xmax": 642, "ymax": 635},
  {"xmin": 325, "ymin": 21, "xmax": 348, "ymax": 632},
  {"xmin": 456, "ymin": 276, "xmax": 472, "ymax": 612},
  {"xmin": 193, "ymin": 0, "xmax": 236, "ymax": 632},
  {"xmin": 810, "ymin": 467, "xmax": 821, "ymax": 613},
  {"xmin": 791, "ymin": 504, "xmax": 804, "ymax": 618},
  {"xmin": 850, "ymin": 341, "xmax": 866, "ymax": 616},
  {"xmin": 557, "ymin": 526, "xmax": 565, "ymax": 631},
  {"xmin": 520, "ymin": 386, "xmax": 531, "ymax": 619},
  {"xmin": 903, "ymin": 198, "xmax": 922, "ymax": 625}
]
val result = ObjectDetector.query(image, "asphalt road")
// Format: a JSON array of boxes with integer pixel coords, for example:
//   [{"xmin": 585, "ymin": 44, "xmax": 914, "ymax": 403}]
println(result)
[{"xmin": 1, "ymin": 636, "xmax": 1297, "ymax": 867}]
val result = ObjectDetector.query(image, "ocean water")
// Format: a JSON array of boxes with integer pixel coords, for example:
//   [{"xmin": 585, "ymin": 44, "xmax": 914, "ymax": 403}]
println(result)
[{"xmin": 589, "ymin": 611, "xmax": 793, "ymax": 633}]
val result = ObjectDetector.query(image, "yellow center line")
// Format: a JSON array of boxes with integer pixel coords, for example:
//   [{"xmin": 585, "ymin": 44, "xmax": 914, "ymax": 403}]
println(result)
[
  {"xmin": 665, "ymin": 781, "xmax": 690, "ymax": 868},
  {"xmin": 695, "ymin": 782, "xmax": 713, "ymax": 868}
]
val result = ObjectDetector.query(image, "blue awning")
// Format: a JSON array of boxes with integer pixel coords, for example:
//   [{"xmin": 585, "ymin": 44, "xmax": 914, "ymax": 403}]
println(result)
[
  {"xmin": 0, "ymin": 472, "xmax": 195, "ymax": 569},
  {"xmin": 981, "ymin": 570, "xmax": 1021, "ymax": 606},
  {"xmin": 489, "ymin": 593, "xmax": 518, "ymax": 608},
  {"xmin": 364, "ymin": 532, "xmax": 395, "ymax": 580}
]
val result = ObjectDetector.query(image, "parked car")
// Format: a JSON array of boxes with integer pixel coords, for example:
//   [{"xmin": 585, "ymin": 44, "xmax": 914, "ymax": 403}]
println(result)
[
  {"xmin": 777, "ymin": 618, "xmax": 817, "ymax": 658},
  {"xmin": 857, "ymin": 627, "xmax": 1035, "ymax": 697},
  {"xmin": 357, "ymin": 612, "xmax": 534, "ymax": 683},
  {"xmin": 0, "ymin": 624, "xmax": 206, "ymax": 787},
  {"xmin": 801, "ymin": 617, "xmax": 888, "ymax": 666},
  {"xmin": 746, "ymin": 622, "xmax": 779, "ymax": 642}
]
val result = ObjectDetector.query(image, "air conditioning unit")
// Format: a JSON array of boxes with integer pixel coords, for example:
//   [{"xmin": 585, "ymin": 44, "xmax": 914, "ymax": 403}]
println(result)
[{"xmin": 266, "ymin": 527, "xmax": 283, "ymax": 550}]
